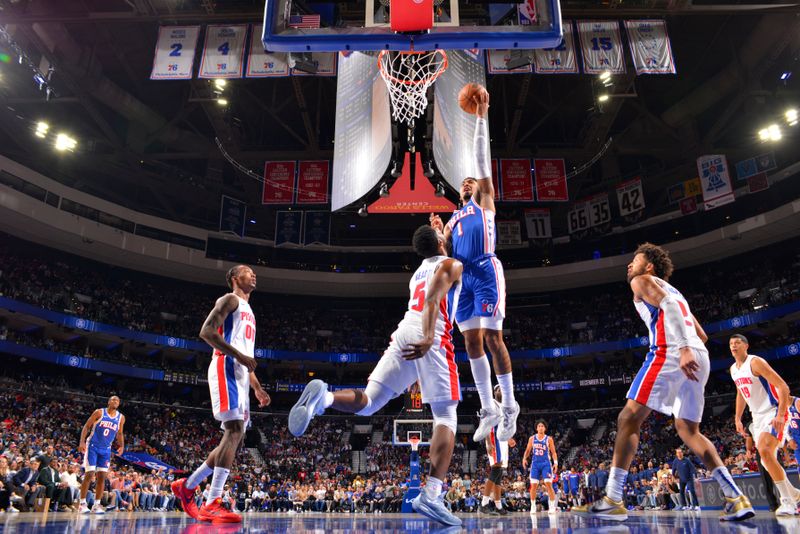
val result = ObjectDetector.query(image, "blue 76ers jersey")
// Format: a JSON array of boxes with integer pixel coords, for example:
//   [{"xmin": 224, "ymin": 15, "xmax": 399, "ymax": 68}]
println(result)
[
  {"xmin": 88, "ymin": 409, "xmax": 121, "ymax": 449},
  {"xmin": 446, "ymin": 198, "xmax": 496, "ymax": 264},
  {"xmin": 531, "ymin": 435, "xmax": 551, "ymax": 464},
  {"xmin": 788, "ymin": 397, "xmax": 800, "ymax": 441}
]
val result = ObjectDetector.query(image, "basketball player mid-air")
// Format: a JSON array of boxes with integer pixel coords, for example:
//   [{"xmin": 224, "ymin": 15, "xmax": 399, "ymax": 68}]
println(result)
[
  {"xmin": 172, "ymin": 265, "xmax": 270, "ymax": 524},
  {"xmin": 522, "ymin": 420, "xmax": 558, "ymax": 515},
  {"xmin": 430, "ymin": 84, "xmax": 519, "ymax": 443},
  {"xmin": 288, "ymin": 226, "xmax": 464, "ymax": 527},
  {"xmin": 730, "ymin": 333, "xmax": 800, "ymax": 515},
  {"xmin": 575, "ymin": 243, "xmax": 754, "ymax": 522},
  {"xmin": 77, "ymin": 396, "xmax": 125, "ymax": 514}
]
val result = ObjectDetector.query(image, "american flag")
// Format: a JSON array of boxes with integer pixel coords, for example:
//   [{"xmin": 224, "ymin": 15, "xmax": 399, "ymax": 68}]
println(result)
[{"xmin": 288, "ymin": 14, "xmax": 321, "ymax": 29}]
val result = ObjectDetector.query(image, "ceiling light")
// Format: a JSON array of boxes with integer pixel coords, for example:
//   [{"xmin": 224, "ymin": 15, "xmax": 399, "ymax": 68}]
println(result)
[
  {"xmin": 214, "ymin": 79, "xmax": 227, "ymax": 89},
  {"xmin": 785, "ymin": 108, "xmax": 798, "ymax": 123},
  {"xmin": 217, "ymin": 98, "xmax": 228, "ymax": 106},
  {"xmin": 768, "ymin": 124, "xmax": 782, "ymax": 141},
  {"xmin": 758, "ymin": 128, "xmax": 770, "ymax": 141},
  {"xmin": 35, "ymin": 121, "xmax": 49, "ymax": 138},
  {"xmin": 599, "ymin": 71, "xmax": 611, "ymax": 81},
  {"xmin": 54, "ymin": 133, "xmax": 77, "ymax": 151},
  {"xmin": 598, "ymin": 94, "xmax": 610, "ymax": 103},
  {"xmin": 358, "ymin": 204, "xmax": 368, "ymax": 217}
]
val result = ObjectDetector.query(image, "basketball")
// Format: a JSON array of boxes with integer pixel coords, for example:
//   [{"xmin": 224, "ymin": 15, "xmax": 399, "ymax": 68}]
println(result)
[{"xmin": 458, "ymin": 83, "xmax": 485, "ymax": 115}]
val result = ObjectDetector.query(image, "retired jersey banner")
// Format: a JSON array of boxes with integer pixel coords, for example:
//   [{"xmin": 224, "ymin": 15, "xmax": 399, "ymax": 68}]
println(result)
[
  {"xmin": 246, "ymin": 24, "xmax": 289, "ymax": 77},
  {"xmin": 577, "ymin": 21, "xmax": 625, "ymax": 74},
  {"xmin": 150, "ymin": 26, "xmax": 201, "ymax": 80},
  {"xmin": 534, "ymin": 21, "xmax": 578, "ymax": 74},
  {"xmin": 500, "ymin": 159, "xmax": 534, "ymax": 201},
  {"xmin": 697, "ymin": 154, "xmax": 735, "ymax": 210},
  {"xmin": 533, "ymin": 159, "xmax": 569, "ymax": 201},
  {"xmin": 587, "ymin": 193, "xmax": 611, "ymax": 227},
  {"xmin": 296, "ymin": 161, "xmax": 330, "ymax": 204},
  {"xmin": 304, "ymin": 211, "xmax": 331, "ymax": 245},
  {"xmin": 219, "ymin": 195, "xmax": 246, "ymax": 237},
  {"xmin": 198, "ymin": 24, "xmax": 247, "ymax": 78},
  {"xmin": 497, "ymin": 220, "xmax": 522, "ymax": 247},
  {"xmin": 615, "ymin": 178, "xmax": 645, "ymax": 216},
  {"xmin": 275, "ymin": 211, "xmax": 303, "ymax": 246},
  {"xmin": 567, "ymin": 202, "xmax": 590, "ymax": 234},
  {"xmin": 487, "ymin": 50, "xmax": 533, "ymax": 74},
  {"xmin": 291, "ymin": 52, "xmax": 337, "ymax": 76},
  {"xmin": 262, "ymin": 161, "xmax": 296, "ymax": 204},
  {"xmin": 524, "ymin": 208, "xmax": 552, "ymax": 239},
  {"xmin": 624, "ymin": 20, "xmax": 676, "ymax": 75}
]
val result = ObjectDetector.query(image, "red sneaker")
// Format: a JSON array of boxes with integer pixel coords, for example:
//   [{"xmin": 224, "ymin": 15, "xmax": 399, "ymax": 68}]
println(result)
[
  {"xmin": 171, "ymin": 478, "xmax": 200, "ymax": 520},
  {"xmin": 198, "ymin": 498, "xmax": 242, "ymax": 523}
]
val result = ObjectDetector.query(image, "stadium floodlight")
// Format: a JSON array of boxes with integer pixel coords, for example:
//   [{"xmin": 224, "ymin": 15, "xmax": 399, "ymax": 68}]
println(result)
[
  {"xmin": 54, "ymin": 133, "xmax": 77, "ymax": 151},
  {"xmin": 214, "ymin": 78, "xmax": 227, "ymax": 90},
  {"xmin": 786, "ymin": 108, "xmax": 798, "ymax": 126},
  {"xmin": 35, "ymin": 121, "xmax": 49, "ymax": 138},
  {"xmin": 758, "ymin": 128, "xmax": 770, "ymax": 141},
  {"xmin": 599, "ymin": 71, "xmax": 611, "ymax": 82},
  {"xmin": 217, "ymin": 98, "xmax": 228, "ymax": 106},
  {"xmin": 768, "ymin": 124, "xmax": 782, "ymax": 141},
  {"xmin": 598, "ymin": 94, "xmax": 610, "ymax": 103}
]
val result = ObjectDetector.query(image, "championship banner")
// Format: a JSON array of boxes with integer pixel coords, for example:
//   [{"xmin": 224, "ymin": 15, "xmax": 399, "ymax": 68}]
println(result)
[
  {"xmin": 534, "ymin": 21, "xmax": 579, "ymax": 74},
  {"xmin": 524, "ymin": 208, "xmax": 552, "ymax": 239},
  {"xmin": 491, "ymin": 159, "xmax": 500, "ymax": 200},
  {"xmin": 624, "ymin": 20, "xmax": 676, "ymax": 75},
  {"xmin": 684, "ymin": 177, "xmax": 702, "ymax": 197},
  {"xmin": 587, "ymin": 193, "xmax": 611, "ymax": 227},
  {"xmin": 198, "ymin": 24, "xmax": 247, "ymax": 78},
  {"xmin": 150, "ymin": 26, "xmax": 201, "ymax": 80},
  {"xmin": 303, "ymin": 211, "xmax": 331, "ymax": 245},
  {"xmin": 697, "ymin": 155, "xmax": 735, "ymax": 210},
  {"xmin": 567, "ymin": 202, "xmax": 590, "ymax": 234},
  {"xmin": 500, "ymin": 159, "xmax": 535, "ymax": 201},
  {"xmin": 246, "ymin": 24, "xmax": 289, "ymax": 77},
  {"xmin": 291, "ymin": 53, "xmax": 337, "ymax": 76},
  {"xmin": 576, "ymin": 21, "xmax": 625, "ymax": 74},
  {"xmin": 533, "ymin": 158, "xmax": 569, "ymax": 201},
  {"xmin": 275, "ymin": 211, "xmax": 303, "ymax": 246},
  {"xmin": 296, "ymin": 161, "xmax": 330, "ymax": 204},
  {"xmin": 496, "ymin": 220, "xmax": 522, "ymax": 247},
  {"xmin": 487, "ymin": 50, "xmax": 533, "ymax": 74},
  {"xmin": 219, "ymin": 195, "xmax": 246, "ymax": 237},
  {"xmin": 262, "ymin": 161, "xmax": 296, "ymax": 204},
  {"xmin": 615, "ymin": 178, "xmax": 645, "ymax": 216}
]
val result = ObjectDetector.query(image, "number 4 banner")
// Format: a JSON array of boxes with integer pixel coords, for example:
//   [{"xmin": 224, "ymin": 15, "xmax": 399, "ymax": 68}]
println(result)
[
  {"xmin": 616, "ymin": 177, "xmax": 645, "ymax": 216},
  {"xmin": 199, "ymin": 24, "xmax": 248, "ymax": 78},
  {"xmin": 577, "ymin": 20, "xmax": 625, "ymax": 74},
  {"xmin": 151, "ymin": 26, "xmax": 201, "ymax": 80}
]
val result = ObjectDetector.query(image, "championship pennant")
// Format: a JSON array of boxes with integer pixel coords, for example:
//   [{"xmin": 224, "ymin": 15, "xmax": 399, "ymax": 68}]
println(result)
[
  {"xmin": 262, "ymin": 161, "xmax": 296, "ymax": 204},
  {"xmin": 534, "ymin": 21, "xmax": 579, "ymax": 74},
  {"xmin": 576, "ymin": 21, "xmax": 625, "ymax": 74},
  {"xmin": 624, "ymin": 20, "xmax": 676, "ymax": 75},
  {"xmin": 246, "ymin": 23, "xmax": 289, "ymax": 77},
  {"xmin": 533, "ymin": 159, "xmax": 569, "ymax": 201},
  {"xmin": 296, "ymin": 161, "xmax": 330, "ymax": 204},
  {"xmin": 198, "ymin": 24, "xmax": 248, "ymax": 78},
  {"xmin": 500, "ymin": 159, "xmax": 535, "ymax": 201},
  {"xmin": 150, "ymin": 26, "xmax": 201, "ymax": 80}
]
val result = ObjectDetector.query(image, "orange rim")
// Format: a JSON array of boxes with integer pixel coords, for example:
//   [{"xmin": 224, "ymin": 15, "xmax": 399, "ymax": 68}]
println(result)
[{"xmin": 378, "ymin": 50, "xmax": 448, "ymax": 86}]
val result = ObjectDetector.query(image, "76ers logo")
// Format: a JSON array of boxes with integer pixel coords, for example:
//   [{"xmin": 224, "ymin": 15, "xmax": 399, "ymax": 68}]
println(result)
[{"xmin": 481, "ymin": 301, "xmax": 494, "ymax": 313}]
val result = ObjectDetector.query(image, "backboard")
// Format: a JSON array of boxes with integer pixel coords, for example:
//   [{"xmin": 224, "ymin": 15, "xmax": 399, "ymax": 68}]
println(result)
[
  {"xmin": 393, "ymin": 419, "xmax": 434, "ymax": 447},
  {"xmin": 262, "ymin": 0, "xmax": 563, "ymax": 52}
]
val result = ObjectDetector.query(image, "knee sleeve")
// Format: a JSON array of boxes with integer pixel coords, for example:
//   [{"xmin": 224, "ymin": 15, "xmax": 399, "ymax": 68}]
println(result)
[
  {"xmin": 355, "ymin": 381, "xmax": 398, "ymax": 416},
  {"xmin": 489, "ymin": 466, "xmax": 504, "ymax": 485},
  {"xmin": 430, "ymin": 401, "xmax": 458, "ymax": 434}
]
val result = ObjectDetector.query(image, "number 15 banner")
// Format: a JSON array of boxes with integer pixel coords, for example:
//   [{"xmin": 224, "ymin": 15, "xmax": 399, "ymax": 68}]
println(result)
[
  {"xmin": 577, "ymin": 21, "xmax": 625, "ymax": 74},
  {"xmin": 199, "ymin": 25, "xmax": 248, "ymax": 78},
  {"xmin": 151, "ymin": 26, "xmax": 201, "ymax": 80}
]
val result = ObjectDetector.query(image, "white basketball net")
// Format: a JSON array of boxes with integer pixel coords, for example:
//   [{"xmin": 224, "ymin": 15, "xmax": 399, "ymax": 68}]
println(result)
[{"xmin": 378, "ymin": 50, "xmax": 448, "ymax": 126}]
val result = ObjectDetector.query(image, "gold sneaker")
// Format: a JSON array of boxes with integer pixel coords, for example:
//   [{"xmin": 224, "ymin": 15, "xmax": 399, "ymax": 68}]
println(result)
[
  {"xmin": 572, "ymin": 496, "xmax": 628, "ymax": 521},
  {"xmin": 719, "ymin": 495, "xmax": 755, "ymax": 521}
]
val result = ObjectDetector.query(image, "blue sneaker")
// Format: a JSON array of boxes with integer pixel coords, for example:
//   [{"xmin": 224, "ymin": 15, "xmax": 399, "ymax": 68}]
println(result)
[
  {"xmin": 288, "ymin": 380, "xmax": 328, "ymax": 437},
  {"xmin": 412, "ymin": 492, "xmax": 462, "ymax": 527}
]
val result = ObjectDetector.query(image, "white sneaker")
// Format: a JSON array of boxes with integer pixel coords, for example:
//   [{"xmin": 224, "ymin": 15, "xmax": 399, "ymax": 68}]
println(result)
[
  {"xmin": 473, "ymin": 404, "xmax": 503, "ymax": 442},
  {"xmin": 91, "ymin": 504, "xmax": 105, "ymax": 515},
  {"xmin": 496, "ymin": 401, "xmax": 520, "ymax": 441},
  {"xmin": 776, "ymin": 498, "xmax": 798, "ymax": 516},
  {"xmin": 79, "ymin": 504, "xmax": 91, "ymax": 514},
  {"xmin": 529, "ymin": 505, "xmax": 536, "ymax": 514},
  {"xmin": 548, "ymin": 506, "xmax": 557, "ymax": 515}
]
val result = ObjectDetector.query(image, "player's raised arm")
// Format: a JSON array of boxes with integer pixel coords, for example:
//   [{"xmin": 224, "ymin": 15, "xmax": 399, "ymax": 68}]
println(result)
[
  {"xmin": 78, "ymin": 409, "xmax": 102, "ymax": 453},
  {"xmin": 751, "ymin": 356, "xmax": 791, "ymax": 432},
  {"xmin": 471, "ymin": 88, "xmax": 495, "ymax": 212},
  {"xmin": 199, "ymin": 294, "xmax": 257, "ymax": 372}
]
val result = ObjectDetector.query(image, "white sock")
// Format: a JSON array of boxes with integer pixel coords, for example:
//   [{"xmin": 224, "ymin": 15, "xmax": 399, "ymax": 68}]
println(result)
[
  {"xmin": 549, "ymin": 495, "xmax": 558, "ymax": 509},
  {"xmin": 481, "ymin": 495, "xmax": 491, "ymax": 506},
  {"xmin": 186, "ymin": 462, "xmax": 213, "ymax": 490},
  {"xmin": 775, "ymin": 478, "xmax": 796, "ymax": 501},
  {"xmin": 711, "ymin": 466, "xmax": 743, "ymax": 498},
  {"xmin": 206, "ymin": 467, "xmax": 230, "ymax": 503},
  {"xmin": 323, "ymin": 391, "xmax": 334, "ymax": 409},
  {"xmin": 469, "ymin": 355, "xmax": 494, "ymax": 410},
  {"xmin": 496, "ymin": 373, "xmax": 516, "ymax": 408},
  {"xmin": 605, "ymin": 467, "xmax": 628, "ymax": 502},
  {"xmin": 495, "ymin": 500, "xmax": 503, "ymax": 510},
  {"xmin": 423, "ymin": 476, "xmax": 443, "ymax": 500}
]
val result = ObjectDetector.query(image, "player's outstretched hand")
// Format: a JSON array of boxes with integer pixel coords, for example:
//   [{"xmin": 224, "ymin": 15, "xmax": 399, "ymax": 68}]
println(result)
[
  {"xmin": 678, "ymin": 347, "xmax": 699, "ymax": 382},
  {"xmin": 238, "ymin": 354, "xmax": 258, "ymax": 372},
  {"xmin": 429, "ymin": 213, "xmax": 443, "ymax": 232},
  {"xmin": 255, "ymin": 387, "xmax": 271, "ymax": 408},
  {"xmin": 403, "ymin": 339, "xmax": 433, "ymax": 361}
]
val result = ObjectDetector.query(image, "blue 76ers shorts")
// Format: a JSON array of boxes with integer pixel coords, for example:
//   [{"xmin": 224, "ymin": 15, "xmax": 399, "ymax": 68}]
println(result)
[
  {"xmin": 529, "ymin": 463, "xmax": 552, "ymax": 483},
  {"xmin": 83, "ymin": 445, "xmax": 112, "ymax": 472},
  {"xmin": 455, "ymin": 255, "xmax": 506, "ymax": 332}
]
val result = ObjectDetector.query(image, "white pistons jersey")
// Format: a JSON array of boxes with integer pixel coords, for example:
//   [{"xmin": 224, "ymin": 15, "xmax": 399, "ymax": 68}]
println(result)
[
  {"xmin": 730, "ymin": 354, "xmax": 780, "ymax": 417},
  {"xmin": 400, "ymin": 255, "xmax": 462, "ymax": 345},
  {"xmin": 212, "ymin": 296, "xmax": 256, "ymax": 360},
  {"xmin": 633, "ymin": 276, "xmax": 706, "ymax": 358}
]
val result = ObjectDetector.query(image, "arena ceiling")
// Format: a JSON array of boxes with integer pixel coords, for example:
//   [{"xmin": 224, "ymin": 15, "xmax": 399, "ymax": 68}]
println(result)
[{"xmin": 0, "ymin": 0, "xmax": 798, "ymax": 245}]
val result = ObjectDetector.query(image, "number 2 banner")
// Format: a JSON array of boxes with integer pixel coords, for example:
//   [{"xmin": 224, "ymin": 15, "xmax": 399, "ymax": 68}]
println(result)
[
  {"xmin": 577, "ymin": 20, "xmax": 625, "ymax": 74},
  {"xmin": 198, "ymin": 24, "xmax": 248, "ymax": 78},
  {"xmin": 533, "ymin": 21, "xmax": 578, "ymax": 74},
  {"xmin": 151, "ymin": 26, "xmax": 201, "ymax": 80}
]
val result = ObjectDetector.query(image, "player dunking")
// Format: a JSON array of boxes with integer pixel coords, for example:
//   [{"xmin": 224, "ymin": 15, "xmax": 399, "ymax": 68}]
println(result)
[
  {"xmin": 730, "ymin": 334, "xmax": 800, "ymax": 515},
  {"xmin": 78, "ymin": 396, "xmax": 125, "ymax": 514},
  {"xmin": 172, "ymin": 265, "xmax": 270, "ymax": 523},
  {"xmin": 430, "ymin": 85, "xmax": 519, "ymax": 443},
  {"xmin": 575, "ymin": 243, "xmax": 754, "ymax": 522},
  {"xmin": 522, "ymin": 420, "xmax": 558, "ymax": 514},
  {"xmin": 289, "ymin": 226, "xmax": 463, "ymax": 527},
  {"xmin": 479, "ymin": 385, "xmax": 516, "ymax": 516}
]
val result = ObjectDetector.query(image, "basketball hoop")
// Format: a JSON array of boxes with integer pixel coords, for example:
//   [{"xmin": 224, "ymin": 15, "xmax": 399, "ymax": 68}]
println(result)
[
  {"xmin": 378, "ymin": 49, "xmax": 448, "ymax": 127},
  {"xmin": 408, "ymin": 435, "xmax": 422, "ymax": 452}
]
